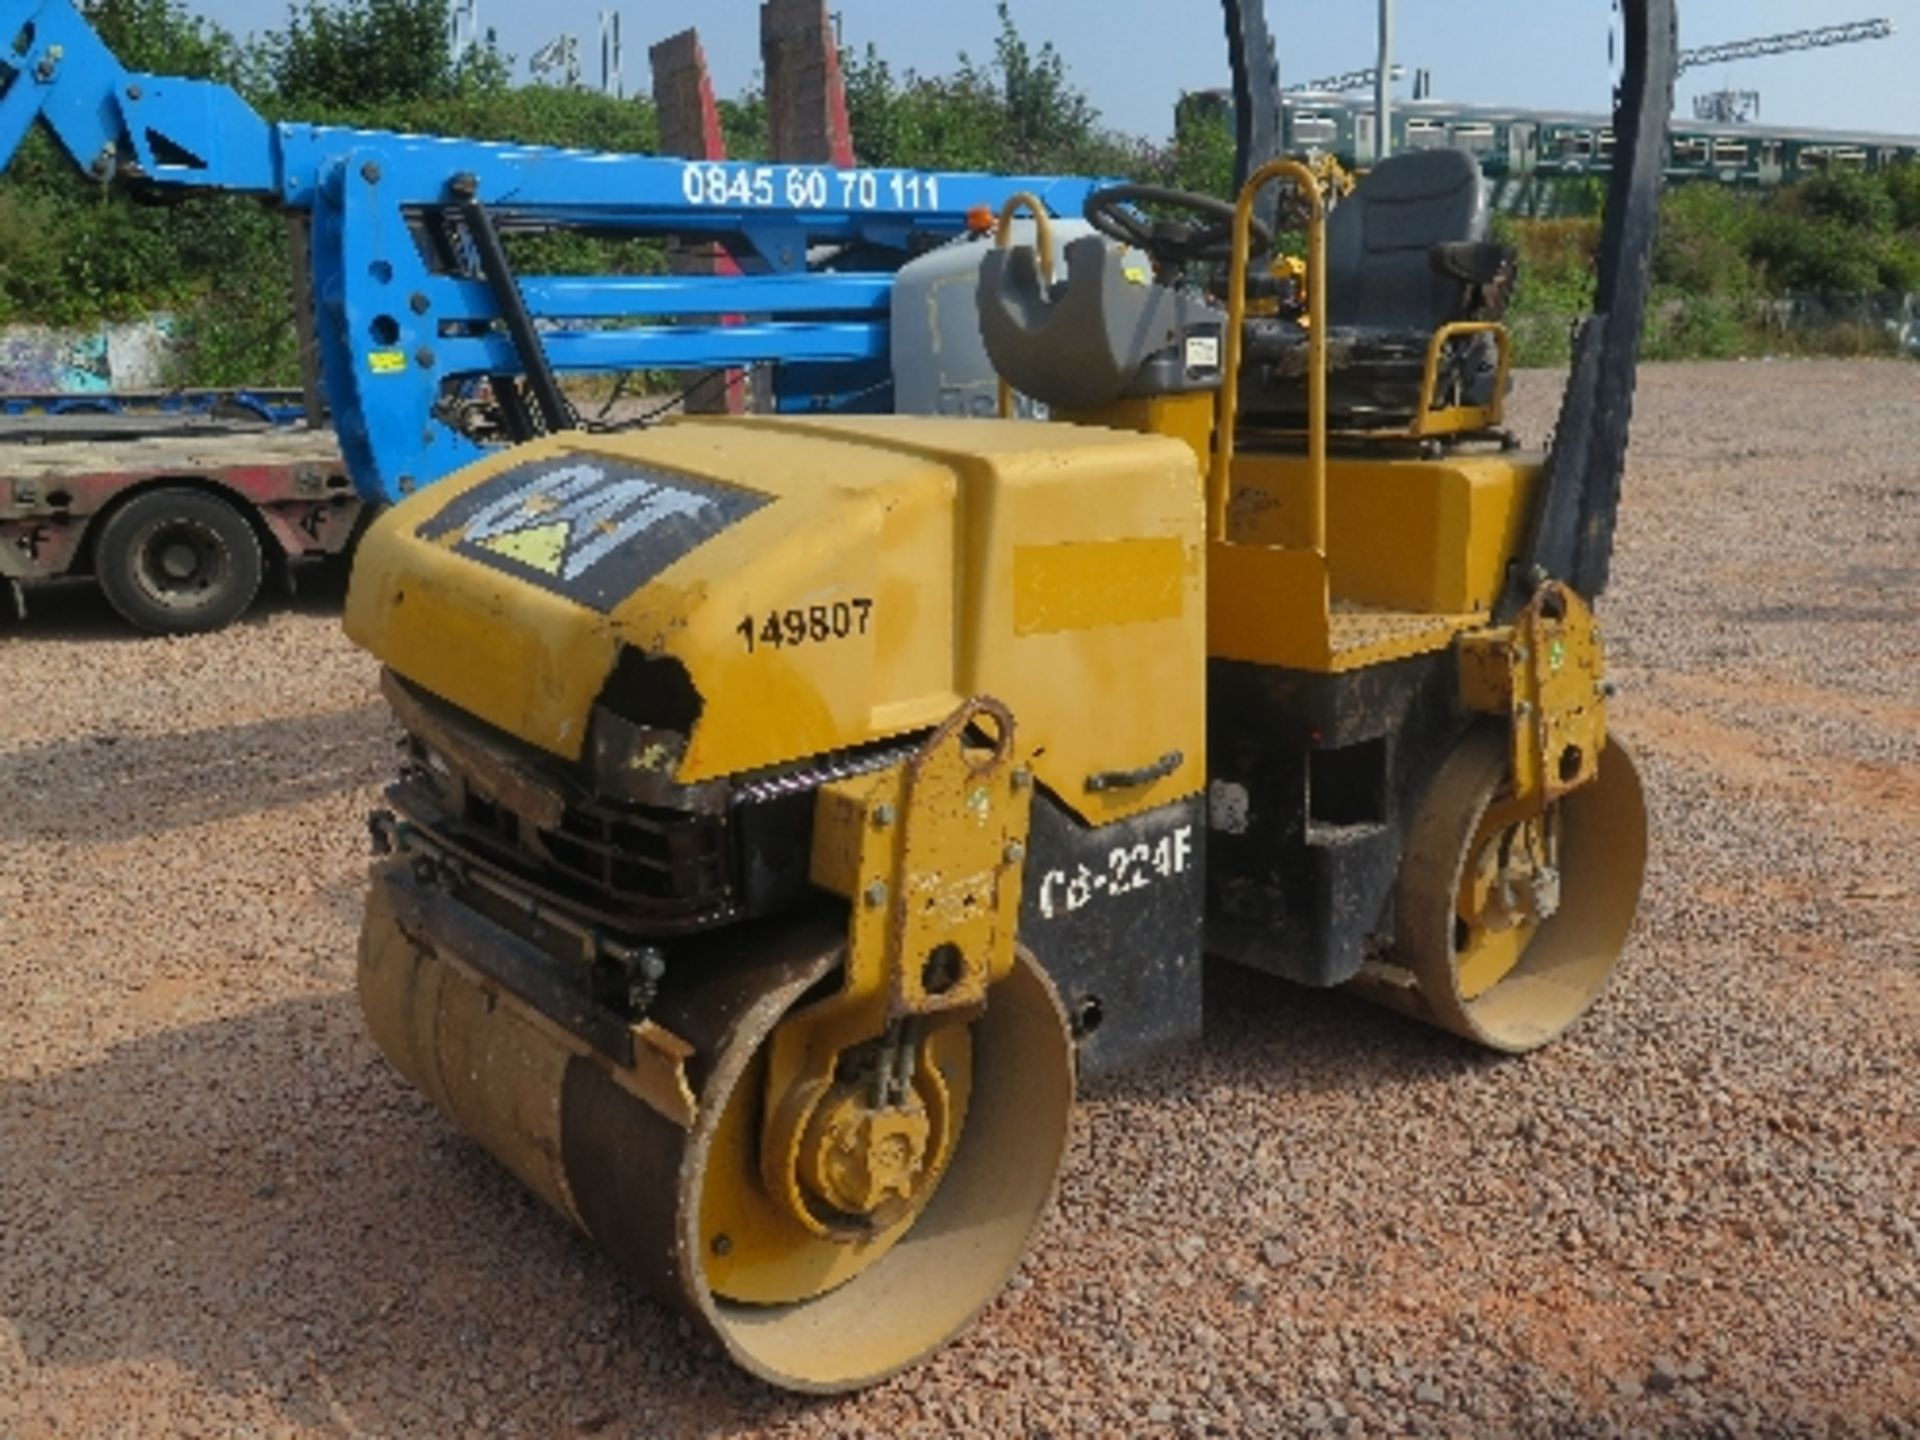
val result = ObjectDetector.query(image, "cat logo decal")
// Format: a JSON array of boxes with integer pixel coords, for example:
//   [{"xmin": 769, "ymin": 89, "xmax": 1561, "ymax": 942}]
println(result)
[{"xmin": 419, "ymin": 454, "xmax": 769, "ymax": 611}]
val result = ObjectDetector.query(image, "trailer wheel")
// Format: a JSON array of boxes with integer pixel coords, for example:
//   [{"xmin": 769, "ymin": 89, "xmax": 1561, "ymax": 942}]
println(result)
[{"xmin": 95, "ymin": 487, "xmax": 264, "ymax": 634}]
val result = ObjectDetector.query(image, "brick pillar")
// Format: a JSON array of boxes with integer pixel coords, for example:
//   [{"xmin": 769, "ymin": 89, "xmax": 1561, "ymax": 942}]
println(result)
[
  {"xmin": 649, "ymin": 29, "xmax": 745, "ymax": 414},
  {"xmin": 650, "ymin": 28, "xmax": 727, "ymax": 161},
  {"xmin": 762, "ymin": 0, "xmax": 855, "ymax": 167}
]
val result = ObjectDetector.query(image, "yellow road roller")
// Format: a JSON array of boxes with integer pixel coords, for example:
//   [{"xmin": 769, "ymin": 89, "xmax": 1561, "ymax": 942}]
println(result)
[{"xmin": 343, "ymin": 0, "xmax": 1677, "ymax": 1392}]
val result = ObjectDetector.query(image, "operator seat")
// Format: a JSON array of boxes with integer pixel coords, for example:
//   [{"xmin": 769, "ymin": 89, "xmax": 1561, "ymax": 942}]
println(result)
[{"xmin": 1240, "ymin": 147, "xmax": 1514, "ymax": 430}]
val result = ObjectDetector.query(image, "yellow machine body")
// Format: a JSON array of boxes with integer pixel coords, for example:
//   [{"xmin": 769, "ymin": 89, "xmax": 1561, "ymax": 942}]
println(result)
[
  {"xmin": 346, "ymin": 41, "xmax": 1663, "ymax": 1388},
  {"xmin": 348, "ymin": 413, "xmax": 1208, "ymax": 1390},
  {"xmin": 1045, "ymin": 160, "xmax": 1643, "ymax": 1057},
  {"xmin": 346, "ymin": 415, "xmax": 1205, "ymax": 823},
  {"xmin": 1223, "ymin": 449, "xmax": 1535, "ymax": 622}
]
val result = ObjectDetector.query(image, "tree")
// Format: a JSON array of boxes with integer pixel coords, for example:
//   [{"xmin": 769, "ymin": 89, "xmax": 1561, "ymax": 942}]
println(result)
[
  {"xmin": 269, "ymin": 0, "xmax": 504, "ymax": 111},
  {"xmin": 1168, "ymin": 93, "xmax": 1235, "ymax": 199},
  {"xmin": 842, "ymin": 40, "xmax": 1017, "ymax": 172},
  {"xmin": 841, "ymin": 45, "xmax": 906, "ymax": 167},
  {"xmin": 981, "ymin": 2, "xmax": 1098, "ymax": 171},
  {"xmin": 82, "ymin": 0, "xmax": 240, "ymax": 83},
  {"xmin": 1883, "ymin": 162, "xmax": 1920, "ymax": 232},
  {"xmin": 843, "ymin": 4, "xmax": 1137, "ymax": 177},
  {"xmin": 719, "ymin": 91, "xmax": 769, "ymax": 162}
]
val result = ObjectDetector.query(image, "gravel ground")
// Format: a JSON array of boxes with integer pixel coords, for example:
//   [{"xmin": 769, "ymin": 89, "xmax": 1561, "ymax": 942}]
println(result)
[{"xmin": 2, "ymin": 359, "xmax": 1917, "ymax": 1438}]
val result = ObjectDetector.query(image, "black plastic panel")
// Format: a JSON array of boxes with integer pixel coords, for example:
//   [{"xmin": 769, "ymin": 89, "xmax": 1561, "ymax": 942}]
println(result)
[
  {"xmin": 1019, "ymin": 791, "xmax": 1207, "ymax": 1081},
  {"xmin": 1206, "ymin": 653, "xmax": 1468, "ymax": 988}
]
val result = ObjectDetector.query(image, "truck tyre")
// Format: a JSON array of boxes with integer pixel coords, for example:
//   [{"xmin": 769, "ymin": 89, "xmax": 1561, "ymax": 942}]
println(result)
[{"xmin": 94, "ymin": 486, "xmax": 264, "ymax": 634}]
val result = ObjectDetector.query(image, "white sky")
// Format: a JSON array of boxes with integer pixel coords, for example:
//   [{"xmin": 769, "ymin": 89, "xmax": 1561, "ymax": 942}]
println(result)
[{"xmin": 188, "ymin": 1, "xmax": 1920, "ymax": 142}]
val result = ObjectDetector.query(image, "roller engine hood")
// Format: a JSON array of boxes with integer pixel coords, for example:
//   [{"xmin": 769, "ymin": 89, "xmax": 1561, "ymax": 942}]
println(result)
[{"xmin": 345, "ymin": 414, "xmax": 1208, "ymax": 824}]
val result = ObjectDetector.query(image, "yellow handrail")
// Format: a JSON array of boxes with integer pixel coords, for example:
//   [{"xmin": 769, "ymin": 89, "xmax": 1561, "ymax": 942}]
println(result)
[
  {"xmin": 1411, "ymin": 321, "xmax": 1514, "ymax": 438},
  {"xmin": 991, "ymin": 193, "xmax": 1057, "ymax": 420},
  {"xmin": 1211, "ymin": 160, "xmax": 1326, "ymax": 554}
]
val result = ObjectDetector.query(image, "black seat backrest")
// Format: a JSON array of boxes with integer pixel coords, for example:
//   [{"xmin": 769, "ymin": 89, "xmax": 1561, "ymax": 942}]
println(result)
[{"xmin": 1324, "ymin": 148, "xmax": 1488, "ymax": 333}]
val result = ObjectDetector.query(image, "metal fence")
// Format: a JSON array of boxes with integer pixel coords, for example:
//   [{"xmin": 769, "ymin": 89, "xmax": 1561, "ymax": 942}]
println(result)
[{"xmin": 1763, "ymin": 291, "xmax": 1920, "ymax": 354}]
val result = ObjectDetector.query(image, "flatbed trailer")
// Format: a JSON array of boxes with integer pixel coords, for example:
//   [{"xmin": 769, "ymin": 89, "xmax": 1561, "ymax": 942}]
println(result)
[
  {"xmin": 0, "ymin": 419, "xmax": 356, "ymax": 631},
  {"xmin": 0, "ymin": 388, "xmax": 306, "ymax": 424}
]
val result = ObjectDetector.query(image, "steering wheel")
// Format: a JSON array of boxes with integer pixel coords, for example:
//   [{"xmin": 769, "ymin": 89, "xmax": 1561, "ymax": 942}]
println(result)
[{"xmin": 1083, "ymin": 183, "xmax": 1274, "ymax": 268}]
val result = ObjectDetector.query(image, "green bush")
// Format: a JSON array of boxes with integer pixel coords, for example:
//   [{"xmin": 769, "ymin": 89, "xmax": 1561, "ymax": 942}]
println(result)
[
  {"xmin": 1654, "ymin": 184, "xmax": 1759, "ymax": 299},
  {"xmin": 166, "ymin": 274, "xmax": 302, "ymax": 385},
  {"xmin": 1500, "ymin": 168, "xmax": 1920, "ymax": 362},
  {"xmin": 1496, "ymin": 215, "xmax": 1599, "ymax": 365},
  {"xmin": 1798, "ymin": 170, "xmax": 1896, "ymax": 232},
  {"xmin": 1884, "ymin": 162, "xmax": 1920, "ymax": 231},
  {"xmin": 83, "ymin": 0, "xmax": 242, "ymax": 84},
  {"xmin": 0, "ymin": 188, "xmax": 72, "ymax": 326},
  {"xmin": 1878, "ymin": 237, "xmax": 1920, "ymax": 292},
  {"xmin": 1641, "ymin": 290, "xmax": 1751, "ymax": 361},
  {"xmin": 1750, "ymin": 211, "xmax": 1884, "ymax": 293},
  {"xmin": 1166, "ymin": 94, "xmax": 1236, "ymax": 200}
]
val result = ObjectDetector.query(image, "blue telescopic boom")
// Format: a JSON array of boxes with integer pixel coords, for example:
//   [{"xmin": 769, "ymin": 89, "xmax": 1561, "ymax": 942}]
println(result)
[{"xmin": 0, "ymin": 0, "xmax": 1100, "ymax": 502}]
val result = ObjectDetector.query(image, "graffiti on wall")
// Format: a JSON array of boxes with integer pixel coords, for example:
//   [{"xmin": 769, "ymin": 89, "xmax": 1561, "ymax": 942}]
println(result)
[{"xmin": 0, "ymin": 318, "xmax": 177, "ymax": 393}]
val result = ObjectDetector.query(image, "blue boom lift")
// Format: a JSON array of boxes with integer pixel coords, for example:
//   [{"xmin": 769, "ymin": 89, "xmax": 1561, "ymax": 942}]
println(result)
[{"xmin": 0, "ymin": 0, "xmax": 1096, "ymax": 501}]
